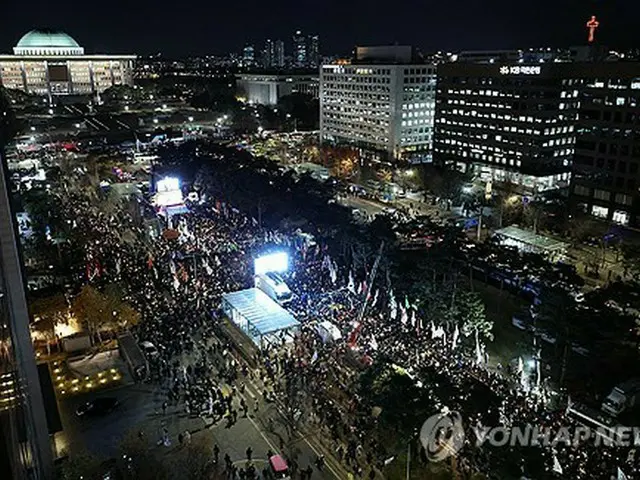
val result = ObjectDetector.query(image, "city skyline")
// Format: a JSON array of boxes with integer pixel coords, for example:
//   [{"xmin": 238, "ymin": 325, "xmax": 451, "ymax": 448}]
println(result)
[{"xmin": 1, "ymin": 0, "xmax": 639, "ymax": 57}]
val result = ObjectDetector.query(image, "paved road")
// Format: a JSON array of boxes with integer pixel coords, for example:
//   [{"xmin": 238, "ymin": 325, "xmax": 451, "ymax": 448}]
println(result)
[{"xmin": 56, "ymin": 370, "xmax": 340, "ymax": 478}]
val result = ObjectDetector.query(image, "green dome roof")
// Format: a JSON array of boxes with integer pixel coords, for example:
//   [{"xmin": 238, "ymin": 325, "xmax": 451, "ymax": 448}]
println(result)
[{"xmin": 16, "ymin": 29, "xmax": 80, "ymax": 49}]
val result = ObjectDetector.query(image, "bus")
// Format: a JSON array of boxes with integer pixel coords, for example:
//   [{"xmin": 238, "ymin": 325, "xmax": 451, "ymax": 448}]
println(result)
[{"xmin": 117, "ymin": 333, "xmax": 148, "ymax": 381}]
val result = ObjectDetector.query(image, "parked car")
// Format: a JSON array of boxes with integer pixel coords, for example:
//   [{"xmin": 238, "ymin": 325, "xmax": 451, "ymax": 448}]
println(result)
[{"xmin": 75, "ymin": 397, "xmax": 119, "ymax": 417}]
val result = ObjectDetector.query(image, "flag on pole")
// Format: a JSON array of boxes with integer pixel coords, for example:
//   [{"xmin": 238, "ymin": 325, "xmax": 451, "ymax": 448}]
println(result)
[
  {"xmin": 329, "ymin": 261, "xmax": 337, "ymax": 284},
  {"xmin": 371, "ymin": 289, "xmax": 379, "ymax": 308},
  {"xmin": 432, "ymin": 324, "xmax": 445, "ymax": 339},
  {"xmin": 452, "ymin": 325, "xmax": 460, "ymax": 350},
  {"xmin": 347, "ymin": 271, "xmax": 355, "ymax": 293},
  {"xmin": 552, "ymin": 453, "xmax": 563, "ymax": 474}
]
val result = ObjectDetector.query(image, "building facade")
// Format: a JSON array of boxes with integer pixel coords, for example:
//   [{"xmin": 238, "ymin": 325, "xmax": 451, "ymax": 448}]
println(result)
[
  {"xmin": 293, "ymin": 31, "xmax": 306, "ymax": 68},
  {"xmin": 434, "ymin": 62, "xmax": 582, "ymax": 192},
  {"xmin": 320, "ymin": 58, "xmax": 436, "ymax": 161},
  {"xmin": 275, "ymin": 40, "xmax": 285, "ymax": 68},
  {"xmin": 0, "ymin": 121, "xmax": 53, "ymax": 477},
  {"xmin": 308, "ymin": 35, "xmax": 320, "ymax": 69},
  {"xmin": 242, "ymin": 44, "xmax": 255, "ymax": 67},
  {"xmin": 236, "ymin": 73, "xmax": 319, "ymax": 105},
  {"xmin": 0, "ymin": 29, "xmax": 135, "ymax": 102},
  {"xmin": 261, "ymin": 40, "xmax": 275, "ymax": 68},
  {"xmin": 571, "ymin": 63, "xmax": 640, "ymax": 226}
]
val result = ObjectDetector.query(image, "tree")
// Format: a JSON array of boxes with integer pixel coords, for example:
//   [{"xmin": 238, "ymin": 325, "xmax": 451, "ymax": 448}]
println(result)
[
  {"xmin": 72, "ymin": 285, "xmax": 114, "ymax": 344},
  {"xmin": 55, "ymin": 450, "xmax": 103, "ymax": 480},
  {"xmin": 533, "ymin": 289, "xmax": 582, "ymax": 387},
  {"xmin": 166, "ymin": 435, "xmax": 214, "ymax": 480},
  {"xmin": 29, "ymin": 294, "xmax": 68, "ymax": 355},
  {"xmin": 0, "ymin": 87, "xmax": 19, "ymax": 145},
  {"xmin": 419, "ymin": 166, "xmax": 470, "ymax": 210},
  {"xmin": 115, "ymin": 429, "xmax": 171, "ymax": 480},
  {"xmin": 621, "ymin": 244, "xmax": 640, "ymax": 279}
]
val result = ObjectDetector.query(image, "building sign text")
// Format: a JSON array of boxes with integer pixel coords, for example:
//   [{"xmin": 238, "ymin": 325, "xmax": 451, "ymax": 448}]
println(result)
[{"xmin": 500, "ymin": 66, "xmax": 541, "ymax": 75}]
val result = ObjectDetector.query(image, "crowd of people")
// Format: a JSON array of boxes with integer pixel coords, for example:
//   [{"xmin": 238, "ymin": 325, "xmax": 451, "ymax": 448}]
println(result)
[{"xmin": 53, "ymin": 150, "xmax": 639, "ymax": 480}]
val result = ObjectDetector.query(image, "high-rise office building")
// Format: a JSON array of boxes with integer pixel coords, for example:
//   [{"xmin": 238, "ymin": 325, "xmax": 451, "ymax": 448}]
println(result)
[
  {"xmin": 320, "ymin": 46, "xmax": 436, "ymax": 161},
  {"xmin": 261, "ymin": 39, "xmax": 275, "ymax": 68},
  {"xmin": 308, "ymin": 35, "xmax": 320, "ymax": 68},
  {"xmin": 0, "ymin": 29, "xmax": 135, "ymax": 103},
  {"xmin": 434, "ymin": 62, "xmax": 580, "ymax": 192},
  {"xmin": 293, "ymin": 31, "xmax": 306, "ymax": 68},
  {"xmin": 275, "ymin": 40, "xmax": 285, "ymax": 68},
  {"xmin": 571, "ymin": 63, "xmax": 640, "ymax": 226},
  {"xmin": 0, "ymin": 93, "xmax": 53, "ymax": 479},
  {"xmin": 242, "ymin": 44, "xmax": 255, "ymax": 67}
]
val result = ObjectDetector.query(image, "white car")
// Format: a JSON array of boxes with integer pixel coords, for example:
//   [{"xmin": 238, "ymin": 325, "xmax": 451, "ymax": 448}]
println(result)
[{"xmin": 139, "ymin": 341, "xmax": 159, "ymax": 359}]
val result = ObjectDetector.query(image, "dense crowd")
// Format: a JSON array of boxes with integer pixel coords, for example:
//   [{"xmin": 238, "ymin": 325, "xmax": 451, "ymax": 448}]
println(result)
[{"xmin": 54, "ymin": 155, "xmax": 639, "ymax": 480}]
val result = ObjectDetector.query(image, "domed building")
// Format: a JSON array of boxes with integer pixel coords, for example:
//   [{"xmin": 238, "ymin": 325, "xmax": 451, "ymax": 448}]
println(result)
[{"xmin": 0, "ymin": 28, "xmax": 135, "ymax": 101}]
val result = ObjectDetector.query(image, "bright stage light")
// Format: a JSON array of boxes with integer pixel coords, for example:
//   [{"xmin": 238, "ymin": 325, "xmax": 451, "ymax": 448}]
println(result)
[
  {"xmin": 155, "ymin": 177, "xmax": 184, "ymax": 207},
  {"xmin": 254, "ymin": 252, "xmax": 289, "ymax": 275},
  {"xmin": 157, "ymin": 177, "xmax": 180, "ymax": 193}
]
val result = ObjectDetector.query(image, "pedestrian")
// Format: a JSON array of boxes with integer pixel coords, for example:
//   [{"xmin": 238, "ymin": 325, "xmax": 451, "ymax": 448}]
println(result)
[
  {"xmin": 246, "ymin": 446, "xmax": 253, "ymax": 461},
  {"xmin": 213, "ymin": 444, "xmax": 220, "ymax": 463}
]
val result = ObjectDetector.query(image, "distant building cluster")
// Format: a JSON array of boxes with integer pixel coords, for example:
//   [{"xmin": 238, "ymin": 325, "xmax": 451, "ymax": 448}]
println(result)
[
  {"xmin": 242, "ymin": 30, "xmax": 320, "ymax": 69},
  {"xmin": 0, "ymin": 29, "xmax": 135, "ymax": 102},
  {"xmin": 236, "ymin": 73, "xmax": 319, "ymax": 105},
  {"xmin": 319, "ymin": 44, "xmax": 640, "ymax": 227}
]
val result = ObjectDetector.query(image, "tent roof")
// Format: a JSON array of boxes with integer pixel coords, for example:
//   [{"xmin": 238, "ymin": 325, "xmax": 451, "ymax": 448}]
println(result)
[
  {"xmin": 222, "ymin": 288, "xmax": 299, "ymax": 336},
  {"xmin": 495, "ymin": 226, "xmax": 568, "ymax": 252}
]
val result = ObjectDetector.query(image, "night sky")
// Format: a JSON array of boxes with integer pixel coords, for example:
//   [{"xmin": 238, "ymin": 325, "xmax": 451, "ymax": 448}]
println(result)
[{"xmin": 1, "ymin": 0, "xmax": 638, "ymax": 57}]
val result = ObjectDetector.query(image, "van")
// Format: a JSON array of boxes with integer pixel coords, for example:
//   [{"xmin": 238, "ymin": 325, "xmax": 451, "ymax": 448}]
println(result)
[
  {"xmin": 255, "ymin": 272, "xmax": 293, "ymax": 305},
  {"xmin": 314, "ymin": 321, "xmax": 343, "ymax": 344}
]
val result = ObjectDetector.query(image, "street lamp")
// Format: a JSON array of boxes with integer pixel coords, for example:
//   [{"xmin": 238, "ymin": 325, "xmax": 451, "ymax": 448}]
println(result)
[
  {"xmin": 188, "ymin": 116, "xmax": 194, "ymax": 122},
  {"xmin": 153, "ymin": 118, "xmax": 159, "ymax": 124}
]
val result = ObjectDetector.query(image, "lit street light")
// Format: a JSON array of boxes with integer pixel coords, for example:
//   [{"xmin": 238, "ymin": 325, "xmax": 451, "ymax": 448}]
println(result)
[
  {"xmin": 153, "ymin": 118, "xmax": 159, "ymax": 124},
  {"xmin": 188, "ymin": 116, "xmax": 194, "ymax": 122}
]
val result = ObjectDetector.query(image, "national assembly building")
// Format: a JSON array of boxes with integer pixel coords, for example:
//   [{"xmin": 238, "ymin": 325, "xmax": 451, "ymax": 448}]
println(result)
[{"xmin": 0, "ymin": 29, "xmax": 135, "ymax": 102}]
